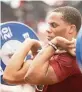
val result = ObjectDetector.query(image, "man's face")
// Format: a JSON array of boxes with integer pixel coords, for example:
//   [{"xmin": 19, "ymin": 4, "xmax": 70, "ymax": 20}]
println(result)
[{"xmin": 46, "ymin": 12, "xmax": 71, "ymax": 41}]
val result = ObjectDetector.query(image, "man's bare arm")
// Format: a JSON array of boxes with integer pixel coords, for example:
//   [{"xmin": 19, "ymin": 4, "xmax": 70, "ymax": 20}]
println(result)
[
  {"xmin": 3, "ymin": 37, "xmax": 75, "ymax": 85},
  {"xmin": 24, "ymin": 44, "xmax": 59, "ymax": 85},
  {"xmin": 24, "ymin": 37, "xmax": 76, "ymax": 85},
  {"xmin": 3, "ymin": 39, "xmax": 41, "ymax": 84},
  {"xmin": 3, "ymin": 39, "xmax": 58, "ymax": 85}
]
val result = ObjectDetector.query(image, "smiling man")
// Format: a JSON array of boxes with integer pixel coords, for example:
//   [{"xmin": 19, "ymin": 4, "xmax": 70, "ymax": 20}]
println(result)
[{"xmin": 3, "ymin": 6, "xmax": 82, "ymax": 92}]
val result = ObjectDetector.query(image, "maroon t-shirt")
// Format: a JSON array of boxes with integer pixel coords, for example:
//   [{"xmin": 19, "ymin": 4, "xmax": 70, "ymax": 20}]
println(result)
[{"xmin": 36, "ymin": 53, "xmax": 82, "ymax": 92}]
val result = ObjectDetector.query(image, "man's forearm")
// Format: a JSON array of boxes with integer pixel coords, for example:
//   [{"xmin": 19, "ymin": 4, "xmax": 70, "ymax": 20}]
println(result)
[
  {"xmin": 3, "ymin": 39, "xmax": 43, "ymax": 84},
  {"xmin": 25, "ymin": 44, "xmax": 56, "ymax": 81},
  {"xmin": 4, "ymin": 41, "xmax": 33, "ymax": 72}
]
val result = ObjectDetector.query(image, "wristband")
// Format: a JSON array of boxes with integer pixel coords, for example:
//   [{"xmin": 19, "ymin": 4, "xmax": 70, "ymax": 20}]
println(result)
[{"xmin": 48, "ymin": 41, "xmax": 57, "ymax": 51}]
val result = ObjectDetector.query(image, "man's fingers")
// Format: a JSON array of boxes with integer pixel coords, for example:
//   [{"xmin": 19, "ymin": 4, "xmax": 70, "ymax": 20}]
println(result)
[
  {"xmin": 67, "ymin": 38, "xmax": 76, "ymax": 48},
  {"xmin": 68, "ymin": 44, "xmax": 76, "ymax": 48},
  {"xmin": 66, "ymin": 38, "xmax": 76, "ymax": 44},
  {"xmin": 68, "ymin": 48, "xmax": 76, "ymax": 56}
]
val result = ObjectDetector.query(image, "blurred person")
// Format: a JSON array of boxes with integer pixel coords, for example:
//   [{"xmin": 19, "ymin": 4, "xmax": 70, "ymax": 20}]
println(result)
[{"xmin": 3, "ymin": 6, "xmax": 82, "ymax": 92}]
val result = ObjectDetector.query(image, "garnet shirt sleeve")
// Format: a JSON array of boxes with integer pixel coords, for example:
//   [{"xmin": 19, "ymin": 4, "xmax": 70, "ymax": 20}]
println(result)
[{"xmin": 49, "ymin": 53, "xmax": 79, "ymax": 82}]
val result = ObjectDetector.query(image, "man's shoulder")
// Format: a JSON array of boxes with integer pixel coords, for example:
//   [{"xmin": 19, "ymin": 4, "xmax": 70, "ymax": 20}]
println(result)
[
  {"xmin": 50, "ymin": 52, "xmax": 81, "ymax": 81},
  {"xmin": 53, "ymin": 52, "xmax": 76, "ymax": 61},
  {"xmin": 51, "ymin": 52, "xmax": 77, "ymax": 67}
]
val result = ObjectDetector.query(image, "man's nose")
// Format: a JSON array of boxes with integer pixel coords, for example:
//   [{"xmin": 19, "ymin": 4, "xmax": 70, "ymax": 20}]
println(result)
[{"xmin": 46, "ymin": 29, "xmax": 52, "ymax": 34}]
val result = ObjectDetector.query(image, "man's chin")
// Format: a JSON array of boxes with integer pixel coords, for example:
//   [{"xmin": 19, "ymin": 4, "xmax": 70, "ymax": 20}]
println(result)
[
  {"xmin": 47, "ymin": 38, "xmax": 51, "ymax": 41},
  {"xmin": 47, "ymin": 37, "xmax": 53, "ymax": 41},
  {"xmin": 48, "ymin": 39, "xmax": 51, "ymax": 41}
]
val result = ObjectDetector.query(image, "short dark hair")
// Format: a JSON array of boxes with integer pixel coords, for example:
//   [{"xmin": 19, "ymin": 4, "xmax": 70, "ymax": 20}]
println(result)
[{"xmin": 52, "ymin": 6, "xmax": 82, "ymax": 32}]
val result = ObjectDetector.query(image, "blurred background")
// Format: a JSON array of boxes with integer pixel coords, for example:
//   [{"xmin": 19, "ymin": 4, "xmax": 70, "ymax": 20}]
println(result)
[
  {"xmin": 1, "ymin": 0, "xmax": 82, "ymax": 41},
  {"xmin": 0, "ymin": 0, "xmax": 82, "ymax": 92}
]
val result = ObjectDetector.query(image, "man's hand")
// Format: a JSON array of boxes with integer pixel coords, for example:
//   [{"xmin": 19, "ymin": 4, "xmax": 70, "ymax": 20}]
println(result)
[
  {"xmin": 24, "ymin": 38, "xmax": 42, "ymax": 56},
  {"xmin": 51, "ymin": 36, "xmax": 76, "ymax": 56}
]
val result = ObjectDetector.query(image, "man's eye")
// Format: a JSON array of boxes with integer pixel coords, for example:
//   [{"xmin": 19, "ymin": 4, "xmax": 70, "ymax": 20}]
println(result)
[{"xmin": 50, "ymin": 23, "xmax": 58, "ymax": 28}]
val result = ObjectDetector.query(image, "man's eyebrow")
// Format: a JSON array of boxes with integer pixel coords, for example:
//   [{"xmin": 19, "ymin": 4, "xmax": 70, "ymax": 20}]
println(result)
[{"xmin": 49, "ymin": 22, "xmax": 59, "ymax": 26}]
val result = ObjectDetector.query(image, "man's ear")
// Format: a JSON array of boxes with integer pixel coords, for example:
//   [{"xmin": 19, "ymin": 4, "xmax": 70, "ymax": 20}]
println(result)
[{"xmin": 68, "ymin": 25, "xmax": 76, "ymax": 34}]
